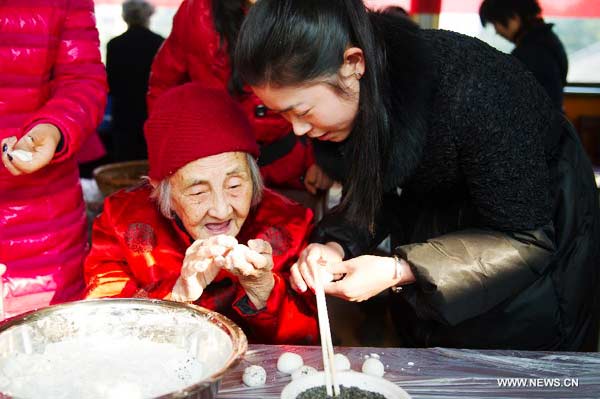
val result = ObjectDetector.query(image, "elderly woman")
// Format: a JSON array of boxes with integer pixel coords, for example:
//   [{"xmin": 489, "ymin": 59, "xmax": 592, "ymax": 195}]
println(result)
[{"xmin": 84, "ymin": 83, "xmax": 317, "ymax": 345}]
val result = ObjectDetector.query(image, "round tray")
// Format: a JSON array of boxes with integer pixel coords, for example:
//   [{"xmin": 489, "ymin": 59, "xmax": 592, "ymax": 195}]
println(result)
[{"xmin": 281, "ymin": 370, "xmax": 411, "ymax": 399}]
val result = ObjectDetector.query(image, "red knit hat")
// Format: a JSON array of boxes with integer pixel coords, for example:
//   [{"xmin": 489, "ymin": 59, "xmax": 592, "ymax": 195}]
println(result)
[{"xmin": 145, "ymin": 83, "xmax": 259, "ymax": 180}]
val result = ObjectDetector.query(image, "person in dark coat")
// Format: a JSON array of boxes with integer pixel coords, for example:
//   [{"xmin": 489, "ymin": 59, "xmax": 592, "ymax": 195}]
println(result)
[
  {"xmin": 234, "ymin": 0, "xmax": 600, "ymax": 351},
  {"xmin": 480, "ymin": 0, "xmax": 568, "ymax": 110},
  {"xmin": 106, "ymin": 0, "xmax": 164, "ymax": 161}
]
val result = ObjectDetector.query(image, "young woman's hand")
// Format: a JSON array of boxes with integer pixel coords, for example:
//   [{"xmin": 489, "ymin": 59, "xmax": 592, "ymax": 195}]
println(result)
[
  {"xmin": 322, "ymin": 255, "xmax": 415, "ymax": 302},
  {"xmin": 303, "ymin": 163, "xmax": 334, "ymax": 194},
  {"xmin": 1, "ymin": 124, "xmax": 62, "ymax": 175},
  {"xmin": 289, "ymin": 242, "xmax": 344, "ymax": 293},
  {"xmin": 225, "ymin": 239, "xmax": 275, "ymax": 309},
  {"xmin": 171, "ymin": 235, "xmax": 237, "ymax": 302}
]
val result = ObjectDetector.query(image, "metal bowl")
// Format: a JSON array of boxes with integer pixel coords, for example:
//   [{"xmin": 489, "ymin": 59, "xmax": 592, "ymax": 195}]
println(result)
[{"xmin": 0, "ymin": 298, "xmax": 247, "ymax": 399}]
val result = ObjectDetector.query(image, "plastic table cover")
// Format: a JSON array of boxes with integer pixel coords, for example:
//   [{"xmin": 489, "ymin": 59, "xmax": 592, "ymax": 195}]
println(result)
[{"xmin": 217, "ymin": 345, "xmax": 600, "ymax": 398}]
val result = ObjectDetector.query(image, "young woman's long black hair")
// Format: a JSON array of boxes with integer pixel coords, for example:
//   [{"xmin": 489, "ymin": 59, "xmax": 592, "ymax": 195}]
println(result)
[
  {"xmin": 211, "ymin": 0, "xmax": 246, "ymax": 94},
  {"xmin": 234, "ymin": 0, "xmax": 393, "ymax": 231}
]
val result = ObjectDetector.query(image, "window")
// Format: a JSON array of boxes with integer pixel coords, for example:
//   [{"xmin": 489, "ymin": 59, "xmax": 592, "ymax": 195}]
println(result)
[{"xmin": 367, "ymin": 0, "xmax": 600, "ymax": 84}]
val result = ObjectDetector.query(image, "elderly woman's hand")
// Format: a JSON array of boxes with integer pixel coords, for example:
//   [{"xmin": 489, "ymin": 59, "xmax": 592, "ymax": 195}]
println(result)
[
  {"xmin": 171, "ymin": 235, "xmax": 237, "ymax": 302},
  {"xmin": 225, "ymin": 239, "xmax": 275, "ymax": 309}
]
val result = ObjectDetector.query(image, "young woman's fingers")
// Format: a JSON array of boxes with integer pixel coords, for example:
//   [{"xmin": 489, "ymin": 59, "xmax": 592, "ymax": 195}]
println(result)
[
  {"xmin": 289, "ymin": 262, "xmax": 308, "ymax": 293},
  {"xmin": 323, "ymin": 261, "xmax": 351, "ymax": 276},
  {"xmin": 297, "ymin": 259, "xmax": 316, "ymax": 291},
  {"xmin": 322, "ymin": 279, "xmax": 352, "ymax": 301}
]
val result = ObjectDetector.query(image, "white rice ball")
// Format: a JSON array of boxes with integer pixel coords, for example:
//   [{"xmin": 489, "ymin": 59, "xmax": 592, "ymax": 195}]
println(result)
[
  {"xmin": 277, "ymin": 352, "xmax": 303, "ymax": 374},
  {"xmin": 242, "ymin": 365, "xmax": 266, "ymax": 387},
  {"xmin": 291, "ymin": 365, "xmax": 318, "ymax": 380},
  {"xmin": 362, "ymin": 357, "xmax": 385, "ymax": 377},
  {"xmin": 11, "ymin": 150, "xmax": 33, "ymax": 162},
  {"xmin": 333, "ymin": 353, "xmax": 351, "ymax": 371}
]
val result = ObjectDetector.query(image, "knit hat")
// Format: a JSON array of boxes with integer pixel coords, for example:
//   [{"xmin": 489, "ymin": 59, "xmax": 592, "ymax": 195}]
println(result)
[{"xmin": 145, "ymin": 83, "xmax": 259, "ymax": 180}]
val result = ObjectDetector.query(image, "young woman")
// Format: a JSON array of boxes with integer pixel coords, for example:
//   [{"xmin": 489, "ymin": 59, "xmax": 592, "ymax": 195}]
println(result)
[{"xmin": 234, "ymin": 0, "xmax": 600, "ymax": 350}]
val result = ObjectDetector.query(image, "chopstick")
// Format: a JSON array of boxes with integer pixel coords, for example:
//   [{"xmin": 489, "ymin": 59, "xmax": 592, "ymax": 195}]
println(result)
[{"xmin": 314, "ymin": 258, "xmax": 340, "ymax": 397}]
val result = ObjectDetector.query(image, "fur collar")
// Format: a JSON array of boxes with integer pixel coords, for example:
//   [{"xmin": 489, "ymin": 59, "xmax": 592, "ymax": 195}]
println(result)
[
  {"xmin": 313, "ymin": 14, "xmax": 433, "ymax": 190},
  {"xmin": 374, "ymin": 13, "xmax": 433, "ymax": 191}
]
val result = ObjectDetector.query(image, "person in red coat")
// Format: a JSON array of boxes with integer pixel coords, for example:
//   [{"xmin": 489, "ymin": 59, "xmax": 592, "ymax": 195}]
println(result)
[
  {"xmin": 85, "ymin": 83, "xmax": 318, "ymax": 345},
  {"xmin": 147, "ymin": 0, "xmax": 333, "ymax": 193},
  {"xmin": 0, "ymin": 0, "xmax": 107, "ymax": 319}
]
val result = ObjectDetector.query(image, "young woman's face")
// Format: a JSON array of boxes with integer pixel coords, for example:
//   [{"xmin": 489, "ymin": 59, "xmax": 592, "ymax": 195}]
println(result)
[
  {"xmin": 168, "ymin": 152, "xmax": 254, "ymax": 240},
  {"xmin": 253, "ymin": 80, "xmax": 360, "ymax": 143}
]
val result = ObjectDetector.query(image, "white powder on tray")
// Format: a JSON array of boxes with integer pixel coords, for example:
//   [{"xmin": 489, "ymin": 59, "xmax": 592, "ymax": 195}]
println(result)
[{"xmin": 0, "ymin": 334, "xmax": 205, "ymax": 399}]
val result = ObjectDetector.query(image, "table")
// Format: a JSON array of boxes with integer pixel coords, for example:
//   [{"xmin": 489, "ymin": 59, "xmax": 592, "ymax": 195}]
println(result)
[{"xmin": 217, "ymin": 345, "xmax": 600, "ymax": 398}]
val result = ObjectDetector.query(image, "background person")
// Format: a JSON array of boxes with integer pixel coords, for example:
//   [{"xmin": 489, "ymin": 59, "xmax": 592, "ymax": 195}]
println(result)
[
  {"xmin": 106, "ymin": 0, "xmax": 164, "ymax": 162},
  {"xmin": 479, "ymin": 0, "xmax": 568, "ymax": 110}
]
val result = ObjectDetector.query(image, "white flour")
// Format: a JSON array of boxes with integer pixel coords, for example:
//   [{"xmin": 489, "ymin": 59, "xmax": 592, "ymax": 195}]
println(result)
[{"xmin": 0, "ymin": 334, "xmax": 205, "ymax": 399}]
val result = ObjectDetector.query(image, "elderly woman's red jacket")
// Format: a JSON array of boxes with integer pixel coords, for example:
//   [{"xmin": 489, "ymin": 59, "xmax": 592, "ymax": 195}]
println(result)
[
  {"xmin": 147, "ymin": 0, "xmax": 314, "ymax": 189},
  {"xmin": 84, "ymin": 185, "xmax": 318, "ymax": 345}
]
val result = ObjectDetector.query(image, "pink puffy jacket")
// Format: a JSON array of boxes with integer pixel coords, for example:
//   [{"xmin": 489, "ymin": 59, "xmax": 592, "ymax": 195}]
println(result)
[{"xmin": 0, "ymin": 0, "xmax": 107, "ymax": 319}]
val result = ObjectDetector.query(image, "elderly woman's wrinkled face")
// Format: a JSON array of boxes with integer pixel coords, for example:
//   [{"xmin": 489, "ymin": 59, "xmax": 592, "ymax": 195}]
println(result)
[{"xmin": 169, "ymin": 152, "xmax": 253, "ymax": 240}]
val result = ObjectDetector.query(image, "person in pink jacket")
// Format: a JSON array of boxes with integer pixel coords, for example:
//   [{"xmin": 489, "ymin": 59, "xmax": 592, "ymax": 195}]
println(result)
[{"xmin": 0, "ymin": 0, "xmax": 107, "ymax": 319}]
